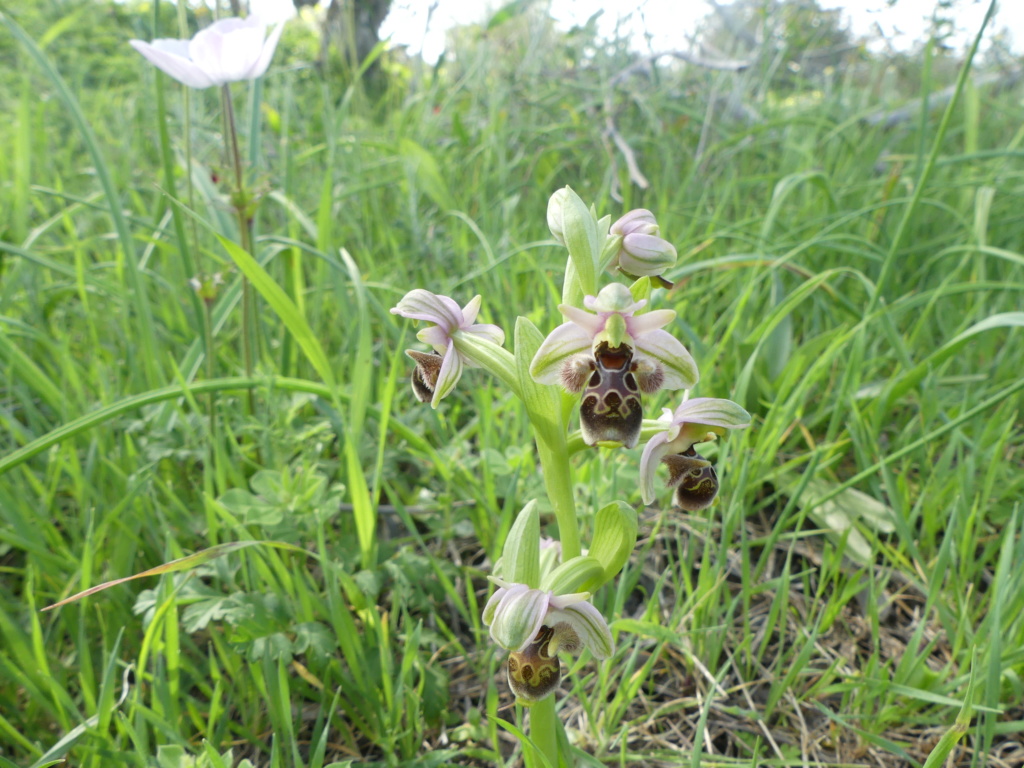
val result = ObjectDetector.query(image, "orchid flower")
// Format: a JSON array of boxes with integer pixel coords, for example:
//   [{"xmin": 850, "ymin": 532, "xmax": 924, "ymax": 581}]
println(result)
[
  {"xmin": 129, "ymin": 16, "xmax": 284, "ymax": 89},
  {"xmin": 530, "ymin": 282, "xmax": 698, "ymax": 447},
  {"xmin": 639, "ymin": 397, "xmax": 751, "ymax": 507},
  {"xmin": 605, "ymin": 209, "xmax": 678, "ymax": 277},
  {"xmin": 483, "ymin": 578, "xmax": 613, "ymax": 702},
  {"xmin": 390, "ymin": 290, "xmax": 505, "ymax": 408}
]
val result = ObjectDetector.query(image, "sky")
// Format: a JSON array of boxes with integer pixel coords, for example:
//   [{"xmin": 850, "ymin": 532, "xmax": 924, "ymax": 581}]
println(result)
[{"xmin": 248, "ymin": 0, "xmax": 1022, "ymax": 64}]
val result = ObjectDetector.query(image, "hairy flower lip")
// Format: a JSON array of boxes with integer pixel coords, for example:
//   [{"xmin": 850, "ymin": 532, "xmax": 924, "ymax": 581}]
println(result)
[
  {"xmin": 391, "ymin": 290, "xmax": 504, "ymax": 407},
  {"xmin": 129, "ymin": 16, "xmax": 284, "ymax": 89},
  {"xmin": 639, "ymin": 397, "xmax": 751, "ymax": 505}
]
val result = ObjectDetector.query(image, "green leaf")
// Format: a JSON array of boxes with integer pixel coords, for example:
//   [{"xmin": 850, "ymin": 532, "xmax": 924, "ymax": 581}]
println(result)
[
  {"xmin": 217, "ymin": 235, "xmax": 337, "ymax": 392},
  {"xmin": 587, "ymin": 501, "xmax": 638, "ymax": 587},
  {"xmin": 43, "ymin": 541, "xmax": 309, "ymax": 612},
  {"xmin": 502, "ymin": 500, "xmax": 540, "ymax": 587}
]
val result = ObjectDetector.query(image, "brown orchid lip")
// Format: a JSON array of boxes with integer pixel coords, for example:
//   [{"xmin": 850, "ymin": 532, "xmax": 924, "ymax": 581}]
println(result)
[
  {"xmin": 664, "ymin": 446, "xmax": 720, "ymax": 511},
  {"xmin": 406, "ymin": 349, "xmax": 443, "ymax": 403}
]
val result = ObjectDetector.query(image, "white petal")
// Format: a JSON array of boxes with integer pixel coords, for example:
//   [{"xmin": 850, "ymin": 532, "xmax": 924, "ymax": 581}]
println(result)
[
  {"xmin": 547, "ymin": 602, "xmax": 613, "ymax": 659},
  {"xmin": 639, "ymin": 432, "xmax": 671, "ymax": 505},
  {"xmin": 430, "ymin": 346, "xmax": 463, "ymax": 408},
  {"xmin": 634, "ymin": 330, "xmax": 699, "ymax": 390},
  {"xmin": 129, "ymin": 39, "xmax": 216, "ymax": 88},
  {"xmin": 529, "ymin": 322, "xmax": 592, "ymax": 384},
  {"xmin": 191, "ymin": 20, "xmax": 267, "ymax": 84},
  {"xmin": 390, "ymin": 289, "xmax": 463, "ymax": 331},
  {"xmin": 672, "ymin": 397, "xmax": 751, "ymax": 429},
  {"xmin": 246, "ymin": 21, "xmax": 284, "ymax": 80}
]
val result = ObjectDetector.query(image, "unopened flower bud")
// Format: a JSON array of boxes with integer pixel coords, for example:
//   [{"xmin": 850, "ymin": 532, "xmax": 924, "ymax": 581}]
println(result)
[
  {"xmin": 607, "ymin": 209, "xmax": 678, "ymax": 277},
  {"xmin": 546, "ymin": 188, "xmax": 573, "ymax": 245},
  {"xmin": 610, "ymin": 209, "xmax": 659, "ymax": 238}
]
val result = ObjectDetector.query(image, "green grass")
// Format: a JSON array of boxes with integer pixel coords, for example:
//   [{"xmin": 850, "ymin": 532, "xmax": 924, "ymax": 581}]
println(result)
[{"xmin": 1, "ymin": 1, "xmax": 1023, "ymax": 766}]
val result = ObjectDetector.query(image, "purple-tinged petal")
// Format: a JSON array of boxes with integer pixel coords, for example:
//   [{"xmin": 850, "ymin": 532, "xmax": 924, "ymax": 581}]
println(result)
[
  {"xmin": 430, "ymin": 346, "xmax": 463, "ymax": 408},
  {"xmin": 625, "ymin": 308, "xmax": 676, "ymax": 336},
  {"xmin": 129, "ymin": 39, "xmax": 216, "ymax": 88},
  {"xmin": 639, "ymin": 432, "xmax": 672, "ymax": 505},
  {"xmin": 530, "ymin": 321, "xmax": 592, "ymax": 384},
  {"xmin": 634, "ymin": 330, "xmax": 699, "ymax": 390},
  {"xmin": 391, "ymin": 289, "xmax": 462, "ymax": 331},
  {"xmin": 559, "ymin": 304, "xmax": 605, "ymax": 336}
]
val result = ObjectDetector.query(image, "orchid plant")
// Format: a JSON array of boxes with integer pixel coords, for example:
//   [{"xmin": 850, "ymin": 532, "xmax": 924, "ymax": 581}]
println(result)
[{"xmin": 391, "ymin": 187, "xmax": 751, "ymax": 765}]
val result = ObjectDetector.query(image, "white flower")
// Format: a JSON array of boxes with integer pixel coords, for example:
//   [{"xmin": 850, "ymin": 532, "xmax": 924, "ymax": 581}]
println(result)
[{"xmin": 129, "ymin": 16, "xmax": 284, "ymax": 89}]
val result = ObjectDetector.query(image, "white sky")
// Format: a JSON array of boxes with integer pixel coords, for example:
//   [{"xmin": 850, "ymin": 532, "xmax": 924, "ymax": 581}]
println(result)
[{"xmin": 249, "ymin": 0, "xmax": 1022, "ymax": 64}]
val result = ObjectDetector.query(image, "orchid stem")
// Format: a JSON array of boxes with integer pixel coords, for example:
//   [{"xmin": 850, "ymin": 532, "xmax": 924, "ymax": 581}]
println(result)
[
  {"xmin": 528, "ymin": 697, "xmax": 560, "ymax": 767},
  {"xmin": 221, "ymin": 83, "xmax": 256, "ymax": 414}
]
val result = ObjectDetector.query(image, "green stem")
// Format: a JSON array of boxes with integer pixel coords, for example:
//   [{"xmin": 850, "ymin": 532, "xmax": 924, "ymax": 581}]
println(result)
[
  {"xmin": 221, "ymin": 83, "xmax": 256, "ymax": 414},
  {"xmin": 535, "ymin": 435, "xmax": 580, "ymax": 561},
  {"xmin": 528, "ymin": 697, "xmax": 559, "ymax": 767}
]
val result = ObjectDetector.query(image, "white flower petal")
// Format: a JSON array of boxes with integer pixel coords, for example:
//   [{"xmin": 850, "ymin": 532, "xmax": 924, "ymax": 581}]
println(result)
[
  {"xmin": 634, "ymin": 329, "xmax": 699, "ymax": 390},
  {"xmin": 246, "ymin": 21, "xmax": 284, "ymax": 80},
  {"xmin": 129, "ymin": 39, "xmax": 216, "ymax": 88},
  {"xmin": 547, "ymin": 602, "xmax": 613, "ymax": 659},
  {"xmin": 529, "ymin": 321, "xmax": 592, "ymax": 384},
  {"xmin": 430, "ymin": 346, "xmax": 463, "ymax": 408},
  {"xmin": 391, "ymin": 289, "xmax": 463, "ymax": 331},
  {"xmin": 195, "ymin": 21, "xmax": 267, "ymax": 84},
  {"xmin": 639, "ymin": 432, "xmax": 672, "ymax": 505}
]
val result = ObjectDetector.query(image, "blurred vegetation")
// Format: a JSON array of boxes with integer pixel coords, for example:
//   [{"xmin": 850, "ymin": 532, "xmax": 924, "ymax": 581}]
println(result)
[{"xmin": 1, "ymin": 0, "xmax": 1023, "ymax": 766}]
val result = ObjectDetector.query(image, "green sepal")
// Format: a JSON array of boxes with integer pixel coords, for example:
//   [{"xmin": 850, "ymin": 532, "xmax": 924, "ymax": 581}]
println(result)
[
  {"xmin": 503, "ymin": 500, "xmax": 540, "ymax": 587},
  {"xmin": 594, "ymin": 312, "xmax": 628, "ymax": 349},
  {"xmin": 629, "ymin": 276, "xmax": 653, "ymax": 305},
  {"xmin": 452, "ymin": 332, "xmax": 520, "ymax": 399},
  {"xmin": 589, "ymin": 501, "xmax": 638, "ymax": 586},
  {"xmin": 561, "ymin": 187, "xmax": 599, "ymax": 300},
  {"xmin": 540, "ymin": 555, "xmax": 604, "ymax": 594},
  {"xmin": 599, "ymin": 233, "xmax": 622, "ymax": 273},
  {"xmin": 515, "ymin": 316, "xmax": 564, "ymax": 445}
]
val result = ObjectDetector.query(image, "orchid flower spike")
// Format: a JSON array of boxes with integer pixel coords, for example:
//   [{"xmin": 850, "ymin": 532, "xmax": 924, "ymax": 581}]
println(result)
[
  {"xmin": 606, "ymin": 209, "xmax": 678, "ymax": 278},
  {"xmin": 129, "ymin": 16, "xmax": 284, "ymax": 89},
  {"xmin": 483, "ymin": 578, "xmax": 613, "ymax": 702},
  {"xmin": 639, "ymin": 397, "xmax": 751, "ymax": 508},
  {"xmin": 391, "ymin": 290, "xmax": 505, "ymax": 408},
  {"xmin": 530, "ymin": 282, "xmax": 698, "ymax": 448}
]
